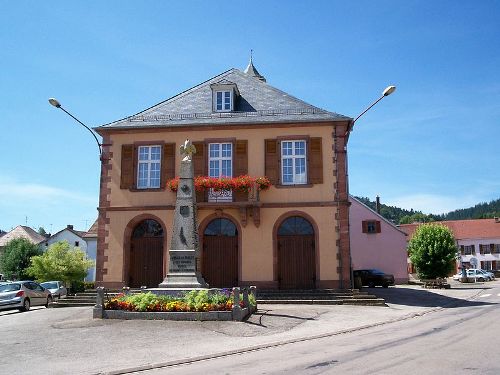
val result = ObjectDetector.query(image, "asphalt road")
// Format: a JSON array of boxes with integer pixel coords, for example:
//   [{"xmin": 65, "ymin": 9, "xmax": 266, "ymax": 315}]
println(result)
[
  {"xmin": 136, "ymin": 284, "xmax": 500, "ymax": 375},
  {"xmin": 0, "ymin": 281, "xmax": 496, "ymax": 374}
]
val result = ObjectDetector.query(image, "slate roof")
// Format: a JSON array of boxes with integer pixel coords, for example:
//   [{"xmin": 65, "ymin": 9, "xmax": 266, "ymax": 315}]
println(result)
[
  {"xmin": 0, "ymin": 226, "xmax": 46, "ymax": 247},
  {"xmin": 96, "ymin": 68, "xmax": 350, "ymax": 130},
  {"xmin": 399, "ymin": 219, "xmax": 500, "ymax": 241}
]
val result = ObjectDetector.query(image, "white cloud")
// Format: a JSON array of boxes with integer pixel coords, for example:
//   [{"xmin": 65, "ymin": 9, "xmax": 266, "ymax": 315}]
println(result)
[{"xmin": 385, "ymin": 193, "xmax": 482, "ymax": 215}]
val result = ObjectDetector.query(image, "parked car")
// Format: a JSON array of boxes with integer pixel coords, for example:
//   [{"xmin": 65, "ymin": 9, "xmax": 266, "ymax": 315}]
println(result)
[
  {"xmin": 353, "ymin": 269, "xmax": 395, "ymax": 288},
  {"xmin": 466, "ymin": 269, "xmax": 489, "ymax": 282},
  {"xmin": 480, "ymin": 270, "xmax": 495, "ymax": 280},
  {"xmin": 0, "ymin": 281, "xmax": 53, "ymax": 312},
  {"xmin": 40, "ymin": 281, "xmax": 67, "ymax": 299}
]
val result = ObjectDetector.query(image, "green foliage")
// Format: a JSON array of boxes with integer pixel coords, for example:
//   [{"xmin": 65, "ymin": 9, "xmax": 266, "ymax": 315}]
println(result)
[
  {"xmin": 356, "ymin": 196, "xmax": 500, "ymax": 224},
  {"xmin": 408, "ymin": 223, "xmax": 457, "ymax": 279},
  {"xmin": 27, "ymin": 241, "xmax": 94, "ymax": 287},
  {"xmin": 0, "ymin": 238, "xmax": 42, "ymax": 279},
  {"xmin": 37, "ymin": 227, "xmax": 47, "ymax": 236}
]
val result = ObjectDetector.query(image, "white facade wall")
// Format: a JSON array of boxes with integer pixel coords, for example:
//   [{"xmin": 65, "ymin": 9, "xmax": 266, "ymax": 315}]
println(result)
[{"xmin": 459, "ymin": 237, "xmax": 500, "ymax": 270}]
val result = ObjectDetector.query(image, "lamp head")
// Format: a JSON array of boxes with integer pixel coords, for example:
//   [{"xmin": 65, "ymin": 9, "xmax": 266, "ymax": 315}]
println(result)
[
  {"xmin": 48, "ymin": 98, "xmax": 61, "ymax": 108},
  {"xmin": 382, "ymin": 86, "xmax": 396, "ymax": 97}
]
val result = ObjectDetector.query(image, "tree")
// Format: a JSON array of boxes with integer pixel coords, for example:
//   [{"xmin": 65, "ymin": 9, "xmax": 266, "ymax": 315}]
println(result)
[
  {"xmin": 408, "ymin": 223, "xmax": 457, "ymax": 279},
  {"xmin": 0, "ymin": 238, "xmax": 42, "ymax": 280},
  {"xmin": 27, "ymin": 241, "xmax": 94, "ymax": 287},
  {"xmin": 38, "ymin": 227, "xmax": 47, "ymax": 236}
]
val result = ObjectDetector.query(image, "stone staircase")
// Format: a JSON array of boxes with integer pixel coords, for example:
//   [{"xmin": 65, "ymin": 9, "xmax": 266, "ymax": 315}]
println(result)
[
  {"xmin": 49, "ymin": 290, "xmax": 97, "ymax": 308},
  {"xmin": 256, "ymin": 289, "xmax": 386, "ymax": 306}
]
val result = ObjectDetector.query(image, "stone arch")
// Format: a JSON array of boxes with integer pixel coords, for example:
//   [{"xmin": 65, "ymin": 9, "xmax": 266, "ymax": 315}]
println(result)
[
  {"xmin": 273, "ymin": 211, "xmax": 320, "ymax": 289},
  {"xmin": 123, "ymin": 214, "xmax": 168, "ymax": 287},
  {"xmin": 199, "ymin": 213, "xmax": 242, "ymax": 287}
]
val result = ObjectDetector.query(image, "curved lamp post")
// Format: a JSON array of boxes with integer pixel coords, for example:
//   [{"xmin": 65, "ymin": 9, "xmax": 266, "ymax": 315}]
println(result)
[
  {"xmin": 48, "ymin": 98, "xmax": 102, "ymax": 157},
  {"xmin": 349, "ymin": 85, "xmax": 396, "ymax": 132}
]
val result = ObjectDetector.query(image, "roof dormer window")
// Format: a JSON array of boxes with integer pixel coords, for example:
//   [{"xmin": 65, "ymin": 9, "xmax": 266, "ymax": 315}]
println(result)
[
  {"xmin": 216, "ymin": 90, "xmax": 232, "ymax": 111},
  {"xmin": 211, "ymin": 80, "xmax": 239, "ymax": 112}
]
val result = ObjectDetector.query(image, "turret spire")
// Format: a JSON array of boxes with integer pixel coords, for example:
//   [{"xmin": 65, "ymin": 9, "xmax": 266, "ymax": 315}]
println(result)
[{"xmin": 244, "ymin": 51, "xmax": 266, "ymax": 82}]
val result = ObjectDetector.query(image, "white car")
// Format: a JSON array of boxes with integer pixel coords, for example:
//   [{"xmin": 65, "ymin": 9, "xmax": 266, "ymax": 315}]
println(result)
[{"xmin": 466, "ymin": 269, "xmax": 489, "ymax": 281}]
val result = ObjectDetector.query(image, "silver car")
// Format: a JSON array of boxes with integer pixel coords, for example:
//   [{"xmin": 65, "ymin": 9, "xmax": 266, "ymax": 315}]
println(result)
[
  {"xmin": 40, "ymin": 281, "xmax": 67, "ymax": 299},
  {"xmin": 0, "ymin": 281, "xmax": 53, "ymax": 312}
]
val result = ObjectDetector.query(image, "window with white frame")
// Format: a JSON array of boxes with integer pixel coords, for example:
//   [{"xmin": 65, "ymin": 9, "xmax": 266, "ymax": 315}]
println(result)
[
  {"xmin": 209, "ymin": 143, "xmax": 232, "ymax": 177},
  {"xmin": 215, "ymin": 90, "xmax": 232, "ymax": 112},
  {"xmin": 494, "ymin": 244, "xmax": 500, "ymax": 254},
  {"xmin": 137, "ymin": 145, "xmax": 161, "ymax": 189},
  {"xmin": 281, "ymin": 140, "xmax": 307, "ymax": 184}
]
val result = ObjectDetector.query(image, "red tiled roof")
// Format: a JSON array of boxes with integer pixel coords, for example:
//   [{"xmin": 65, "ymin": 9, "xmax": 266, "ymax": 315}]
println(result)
[{"xmin": 399, "ymin": 219, "xmax": 500, "ymax": 241}]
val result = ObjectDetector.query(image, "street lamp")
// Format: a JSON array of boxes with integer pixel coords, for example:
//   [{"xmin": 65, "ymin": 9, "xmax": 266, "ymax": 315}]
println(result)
[
  {"xmin": 48, "ymin": 98, "xmax": 102, "ymax": 157},
  {"xmin": 349, "ymin": 85, "xmax": 396, "ymax": 132}
]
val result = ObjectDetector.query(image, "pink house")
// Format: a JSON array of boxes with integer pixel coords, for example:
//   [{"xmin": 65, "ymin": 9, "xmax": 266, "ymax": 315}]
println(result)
[{"xmin": 349, "ymin": 196, "xmax": 408, "ymax": 284}]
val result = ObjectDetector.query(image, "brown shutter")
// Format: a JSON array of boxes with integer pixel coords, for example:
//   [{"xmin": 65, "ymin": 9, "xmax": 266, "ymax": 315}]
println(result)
[
  {"xmin": 472, "ymin": 244, "xmax": 476, "ymax": 254},
  {"xmin": 120, "ymin": 144, "xmax": 135, "ymax": 189},
  {"xmin": 362, "ymin": 221, "xmax": 368, "ymax": 233},
  {"xmin": 460, "ymin": 245, "xmax": 465, "ymax": 255},
  {"xmin": 161, "ymin": 143, "xmax": 176, "ymax": 189},
  {"xmin": 308, "ymin": 137, "xmax": 323, "ymax": 184},
  {"xmin": 265, "ymin": 139, "xmax": 280, "ymax": 185},
  {"xmin": 193, "ymin": 141, "xmax": 206, "ymax": 177},
  {"xmin": 233, "ymin": 140, "xmax": 248, "ymax": 177},
  {"xmin": 480, "ymin": 245, "xmax": 484, "ymax": 255},
  {"xmin": 375, "ymin": 221, "xmax": 381, "ymax": 233}
]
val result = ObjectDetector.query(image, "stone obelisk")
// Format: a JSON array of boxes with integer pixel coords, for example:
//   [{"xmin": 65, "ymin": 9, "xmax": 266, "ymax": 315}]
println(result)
[{"xmin": 159, "ymin": 140, "xmax": 208, "ymax": 289}]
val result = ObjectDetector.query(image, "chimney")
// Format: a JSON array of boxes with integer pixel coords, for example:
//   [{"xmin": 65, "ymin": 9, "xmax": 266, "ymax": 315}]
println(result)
[
  {"xmin": 67, "ymin": 225, "xmax": 74, "ymax": 230},
  {"xmin": 376, "ymin": 195, "xmax": 381, "ymax": 214}
]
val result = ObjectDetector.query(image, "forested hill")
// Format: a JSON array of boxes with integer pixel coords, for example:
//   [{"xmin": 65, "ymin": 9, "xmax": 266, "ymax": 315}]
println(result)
[{"xmin": 354, "ymin": 196, "xmax": 500, "ymax": 224}]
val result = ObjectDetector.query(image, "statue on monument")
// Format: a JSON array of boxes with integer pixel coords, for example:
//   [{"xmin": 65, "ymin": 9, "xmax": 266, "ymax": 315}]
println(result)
[{"xmin": 179, "ymin": 139, "xmax": 197, "ymax": 161}]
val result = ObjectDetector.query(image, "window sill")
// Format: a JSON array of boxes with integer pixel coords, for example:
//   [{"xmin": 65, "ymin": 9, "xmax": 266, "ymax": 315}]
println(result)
[
  {"xmin": 274, "ymin": 183, "xmax": 314, "ymax": 189},
  {"xmin": 129, "ymin": 188, "xmax": 165, "ymax": 192}
]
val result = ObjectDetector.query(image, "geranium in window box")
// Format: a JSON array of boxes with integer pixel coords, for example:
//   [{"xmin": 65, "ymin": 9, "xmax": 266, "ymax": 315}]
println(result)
[{"xmin": 255, "ymin": 176, "xmax": 272, "ymax": 191}]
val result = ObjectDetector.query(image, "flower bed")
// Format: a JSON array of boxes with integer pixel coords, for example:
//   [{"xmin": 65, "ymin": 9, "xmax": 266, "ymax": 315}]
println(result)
[{"xmin": 94, "ymin": 287, "xmax": 257, "ymax": 321}]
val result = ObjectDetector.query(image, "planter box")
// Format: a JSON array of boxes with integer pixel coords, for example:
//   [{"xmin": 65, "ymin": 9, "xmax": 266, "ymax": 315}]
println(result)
[{"xmin": 97, "ymin": 307, "xmax": 249, "ymax": 321}]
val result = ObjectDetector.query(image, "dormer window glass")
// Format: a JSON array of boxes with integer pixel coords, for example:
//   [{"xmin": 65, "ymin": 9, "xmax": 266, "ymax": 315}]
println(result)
[{"xmin": 216, "ymin": 90, "xmax": 232, "ymax": 111}]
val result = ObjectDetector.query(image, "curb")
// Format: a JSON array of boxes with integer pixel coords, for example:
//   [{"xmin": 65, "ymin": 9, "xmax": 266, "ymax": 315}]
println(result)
[{"xmin": 96, "ymin": 288, "xmax": 485, "ymax": 375}]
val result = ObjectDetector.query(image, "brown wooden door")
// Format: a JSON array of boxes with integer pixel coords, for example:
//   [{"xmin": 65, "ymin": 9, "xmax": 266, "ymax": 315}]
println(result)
[
  {"xmin": 130, "ymin": 237, "xmax": 163, "ymax": 288},
  {"xmin": 202, "ymin": 235, "xmax": 238, "ymax": 288},
  {"xmin": 277, "ymin": 235, "xmax": 315, "ymax": 289}
]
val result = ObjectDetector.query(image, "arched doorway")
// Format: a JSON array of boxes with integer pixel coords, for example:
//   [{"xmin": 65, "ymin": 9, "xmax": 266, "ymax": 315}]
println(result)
[
  {"xmin": 129, "ymin": 219, "xmax": 164, "ymax": 288},
  {"xmin": 277, "ymin": 216, "xmax": 316, "ymax": 289},
  {"xmin": 202, "ymin": 218, "xmax": 238, "ymax": 288}
]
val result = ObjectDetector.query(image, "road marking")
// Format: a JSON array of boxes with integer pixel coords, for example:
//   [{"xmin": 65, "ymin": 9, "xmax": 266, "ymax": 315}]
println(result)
[{"xmin": 479, "ymin": 294, "xmax": 492, "ymax": 298}]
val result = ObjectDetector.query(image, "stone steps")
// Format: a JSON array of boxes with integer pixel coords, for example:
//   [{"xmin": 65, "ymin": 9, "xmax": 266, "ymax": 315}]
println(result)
[{"xmin": 256, "ymin": 289, "xmax": 386, "ymax": 306}]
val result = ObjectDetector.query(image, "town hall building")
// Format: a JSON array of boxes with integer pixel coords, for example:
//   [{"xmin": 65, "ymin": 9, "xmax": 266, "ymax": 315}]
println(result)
[{"xmin": 94, "ymin": 60, "xmax": 353, "ymax": 290}]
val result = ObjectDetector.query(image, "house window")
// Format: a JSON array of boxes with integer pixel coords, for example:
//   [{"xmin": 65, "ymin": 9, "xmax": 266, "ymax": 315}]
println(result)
[
  {"xmin": 480, "ymin": 244, "xmax": 491, "ymax": 254},
  {"xmin": 215, "ymin": 90, "xmax": 232, "ymax": 112},
  {"xmin": 362, "ymin": 220, "xmax": 381, "ymax": 234},
  {"xmin": 137, "ymin": 145, "xmax": 161, "ymax": 189},
  {"xmin": 281, "ymin": 140, "xmax": 307, "ymax": 184},
  {"xmin": 208, "ymin": 143, "xmax": 232, "ymax": 202},
  {"xmin": 209, "ymin": 143, "xmax": 232, "ymax": 177},
  {"xmin": 75, "ymin": 241, "xmax": 79, "ymax": 247},
  {"xmin": 493, "ymin": 244, "xmax": 500, "ymax": 254},
  {"xmin": 481, "ymin": 261, "xmax": 492, "ymax": 270},
  {"xmin": 464, "ymin": 245, "xmax": 474, "ymax": 255}
]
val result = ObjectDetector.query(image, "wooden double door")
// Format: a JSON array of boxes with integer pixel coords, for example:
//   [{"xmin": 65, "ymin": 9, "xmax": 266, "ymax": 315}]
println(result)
[
  {"xmin": 202, "ymin": 218, "xmax": 238, "ymax": 288},
  {"xmin": 277, "ymin": 216, "xmax": 316, "ymax": 289},
  {"xmin": 129, "ymin": 220, "xmax": 164, "ymax": 288}
]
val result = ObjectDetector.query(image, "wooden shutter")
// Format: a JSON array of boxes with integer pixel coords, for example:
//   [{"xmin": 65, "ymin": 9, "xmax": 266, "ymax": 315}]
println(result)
[
  {"xmin": 308, "ymin": 137, "xmax": 323, "ymax": 184},
  {"xmin": 361, "ymin": 220, "xmax": 368, "ymax": 233},
  {"xmin": 233, "ymin": 140, "xmax": 248, "ymax": 177},
  {"xmin": 375, "ymin": 221, "xmax": 381, "ymax": 233},
  {"xmin": 161, "ymin": 143, "xmax": 176, "ymax": 189},
  {"xmin": 471, "ymin": 244, "xmax": 476, "ymax": 254},
  {"xmin": 265, "ymin": 139, "xmax": 280, "ymax": 185},
  {"xmin": 193, "ymin": 141, "xmax": 206, "ymax": 177},
  {"xmin": 480, "ymin": 245, "xmax": 484, "ymax": 255},
  {"xmin": 120, "ymin": 144, "xmax": 135, "ymax": 189},
  {"xmin": 460, "ymin": 245, "xmax": 465, "ymax": 255}
]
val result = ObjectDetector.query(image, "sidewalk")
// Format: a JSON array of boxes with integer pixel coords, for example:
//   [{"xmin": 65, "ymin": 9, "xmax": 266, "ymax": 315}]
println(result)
[{"xmin": 0, "ymin": 282, "xmax": 494, "ymax": 375}]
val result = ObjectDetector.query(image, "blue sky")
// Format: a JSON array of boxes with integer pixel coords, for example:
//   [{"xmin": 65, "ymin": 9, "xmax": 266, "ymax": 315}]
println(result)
[{"xmin": 1, "ymin": 1, "xmax": 499, "ymax": 232}]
